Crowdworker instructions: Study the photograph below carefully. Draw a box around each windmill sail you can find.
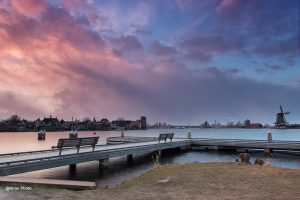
[275,105,290,127]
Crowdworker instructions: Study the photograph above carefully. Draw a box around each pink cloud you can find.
[216,0,239,10]
[0,5,149,120]
[63,0,93,11]
[12,0,46,17]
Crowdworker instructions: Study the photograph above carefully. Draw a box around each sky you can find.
[0,0,299,125]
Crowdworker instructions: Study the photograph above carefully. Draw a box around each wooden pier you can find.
[191,138,300,152]
[1,136,300,176]
[108,136,300,152]
[0,138,190,176]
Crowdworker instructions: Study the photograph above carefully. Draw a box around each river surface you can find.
[1,128,300,187]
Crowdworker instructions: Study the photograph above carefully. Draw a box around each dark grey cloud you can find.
[266,64,285,72]
[52,57,300,124]
[177,0,299,68]
[214,0,299,59]
[0,91,43,119]
[255,64,286,74]
[108,35,145,62]
[178,34,246,63]
[148,41,177,57]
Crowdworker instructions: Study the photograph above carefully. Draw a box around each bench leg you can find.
[93,145,95,151]
[77,146,80,154]
[164,139,167,143]
[59,148,62,156]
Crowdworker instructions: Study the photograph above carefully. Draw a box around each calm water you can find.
[1,128,300,187]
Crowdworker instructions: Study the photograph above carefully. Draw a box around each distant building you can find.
[99,118,111,130]
[201,121,210,128]
[129,120,141,130]
[140,116,147,130]
[40,116,60,131]
[111,119,131,130]
[244,119,251,128]
[0,115,146,132]
[249,123,263,129]
[35,118,41,130]
[0,121,8,132]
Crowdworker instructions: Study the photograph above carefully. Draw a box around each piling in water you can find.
[69,130,78,139]
[38,130,46,140]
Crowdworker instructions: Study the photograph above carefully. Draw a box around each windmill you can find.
[275,105,290,127]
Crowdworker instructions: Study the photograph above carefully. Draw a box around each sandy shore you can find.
[1,162,300,200]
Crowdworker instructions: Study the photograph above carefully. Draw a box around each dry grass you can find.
[2,162,300,200]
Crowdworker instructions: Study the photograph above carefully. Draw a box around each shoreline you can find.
[0,127,275,133]
[1,162,300,200]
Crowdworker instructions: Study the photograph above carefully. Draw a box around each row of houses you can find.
[199,119,264,129]
[0,115,147,132]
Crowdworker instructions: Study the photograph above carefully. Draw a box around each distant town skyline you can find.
[0,0,299,125]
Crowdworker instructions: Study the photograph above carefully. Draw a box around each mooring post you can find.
[38,130,46,140]
[268,131,272,142]
[69,130,78,139]
[187,131,192,150]
[265,131,273,157]
[187,131,192,140]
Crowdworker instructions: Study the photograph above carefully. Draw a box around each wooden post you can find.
[264,148,273,157]
[38,130,46,140]
[127,154,133,161]
[98,160,104,170]
[69,164,76,174]
[99,159,109,170]
[59,147,62,156]
[187,131,192,139]
[268,131,272,142]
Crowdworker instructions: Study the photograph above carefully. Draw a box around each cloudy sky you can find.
[0,0,299,124]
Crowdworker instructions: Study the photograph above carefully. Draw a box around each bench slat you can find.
[158,133,174,143]
[53,137,99,155]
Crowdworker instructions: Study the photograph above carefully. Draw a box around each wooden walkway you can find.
[0,139,190,176]
[192,138,300,151]
[1,136,300,176]
[107,136,300,151]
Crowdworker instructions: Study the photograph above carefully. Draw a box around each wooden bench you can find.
[158,133,174,143]
[52,137,99,155]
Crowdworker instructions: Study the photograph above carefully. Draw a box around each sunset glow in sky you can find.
[0,0,299,124]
